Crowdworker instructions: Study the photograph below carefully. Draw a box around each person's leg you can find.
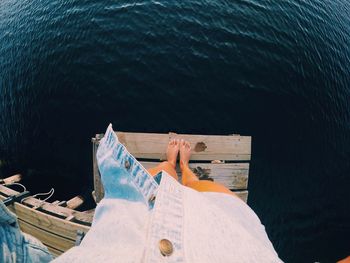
[338,256,350,263]
[147,139,179,181]
[182,165,235,196]
[148,161,178,180]
[180,139,237,197]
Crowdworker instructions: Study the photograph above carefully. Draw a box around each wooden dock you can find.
[92,131,251,203]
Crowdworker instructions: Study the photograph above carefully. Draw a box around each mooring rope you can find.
[20,188,55,206]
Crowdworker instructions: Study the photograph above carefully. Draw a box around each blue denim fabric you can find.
[0,199,53,263]
[53,124,186,262]
[96,124,159,206]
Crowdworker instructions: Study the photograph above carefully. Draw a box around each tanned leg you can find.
[147,139,179,180]
[179,139,198,186]
[179,139,238,197]
[338,256,350,263]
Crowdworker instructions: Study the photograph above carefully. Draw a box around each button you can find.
[159,239,173,257]
[124,160,131,169]
[148,194,156,203]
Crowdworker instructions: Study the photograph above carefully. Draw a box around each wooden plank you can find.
[106,132,251,161]
[66,196,84,210]
[189,163,248,190]
[0,185,93,225]
[0,174,22,184]
[0,198,90,240]
[139,161,161,170]
[17,207,89,241]
[18,220,75,252]
[234,190,248,203]
[83,209,96,216]
[143,162,249,202]
[91,191,97,204]
[141,161,249,190]
[168,133,251,161]
[92,160,249,203]
[46,245,63,258]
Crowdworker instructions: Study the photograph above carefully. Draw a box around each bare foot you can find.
[180,139,191,170]
[166,139,180,168]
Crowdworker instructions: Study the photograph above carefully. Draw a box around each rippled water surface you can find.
[0,0,349,262]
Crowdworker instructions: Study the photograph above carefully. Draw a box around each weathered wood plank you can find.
[0,174,22,184]
[18,220,75,252]
[234,190,248,203]
[0,185,93,225]
[169,133,251,161]
[104,132,251,161]
[91,191,97,204]
[46,245,63,258]
[92,160,249,203]
[66,196,84,210]
[189,163,249,190]
[141,162,249,190]
[0,196,90,241]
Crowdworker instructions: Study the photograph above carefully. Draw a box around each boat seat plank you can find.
[95,132,251,161]
[140,162,249,190]
[0,185,93,225]
[46,245,63,258]
[234,190,248,203]
[66,196,84,210]
[18,220,75,252]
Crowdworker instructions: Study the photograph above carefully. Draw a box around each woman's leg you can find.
[147,161,178,180]
[182,165,235,196]
[147,139,179,181]
[338,256,350,263]
[180,139,237,197]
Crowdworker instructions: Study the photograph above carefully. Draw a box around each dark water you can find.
[1,0,349,261]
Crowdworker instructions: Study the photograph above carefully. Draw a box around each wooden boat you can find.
[0,131,251,258]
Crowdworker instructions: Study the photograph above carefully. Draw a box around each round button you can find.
[124,160,131,169]
[159,239,173,257]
